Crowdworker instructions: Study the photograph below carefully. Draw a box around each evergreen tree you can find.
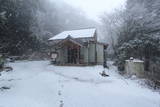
[115,0,160,80]
[0,0,42,55]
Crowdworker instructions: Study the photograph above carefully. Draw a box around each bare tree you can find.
[101,9,124,56]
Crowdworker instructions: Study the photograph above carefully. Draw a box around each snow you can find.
[49,28,96,40]
[0,61,160,107]
[126,59,144,63]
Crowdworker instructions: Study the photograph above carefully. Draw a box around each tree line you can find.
[102,0,160,81]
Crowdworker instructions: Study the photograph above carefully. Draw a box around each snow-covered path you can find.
[0,61,160,107]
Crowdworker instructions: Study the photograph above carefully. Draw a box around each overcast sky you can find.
[61,0,126,21]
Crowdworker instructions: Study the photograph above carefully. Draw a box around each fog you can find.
[33,0,99,40]
[33,0,126,42]
[50,0,126,21]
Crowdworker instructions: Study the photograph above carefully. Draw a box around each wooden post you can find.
[95,43,97,64]
[77,46,80,64]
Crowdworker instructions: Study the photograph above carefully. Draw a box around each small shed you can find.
[125,59,144,77]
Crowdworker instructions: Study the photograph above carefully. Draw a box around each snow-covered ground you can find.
[0,61,160,107]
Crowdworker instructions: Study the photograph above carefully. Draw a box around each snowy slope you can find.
[49,28,96,40]
[0,61,160,107]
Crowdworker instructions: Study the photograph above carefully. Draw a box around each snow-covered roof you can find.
[49,28,96,40]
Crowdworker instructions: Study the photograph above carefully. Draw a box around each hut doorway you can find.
[57,38,82,64]
[67,46,80,64]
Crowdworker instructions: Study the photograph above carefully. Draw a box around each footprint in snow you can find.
[59,100,64,107]
[58,90,61,96]
[61,85,64,88]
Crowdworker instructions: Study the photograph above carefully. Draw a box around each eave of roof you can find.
[49,28,96,40]
[56,36,83,47]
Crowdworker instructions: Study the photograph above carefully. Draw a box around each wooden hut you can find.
[48,28,108,65]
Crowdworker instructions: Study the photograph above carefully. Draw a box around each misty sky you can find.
[52,0,126,21]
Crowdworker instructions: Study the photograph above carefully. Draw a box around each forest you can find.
[0,0,160,83]
[0,0,96,56]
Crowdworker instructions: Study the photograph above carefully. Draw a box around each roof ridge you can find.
[65,27,96,31]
